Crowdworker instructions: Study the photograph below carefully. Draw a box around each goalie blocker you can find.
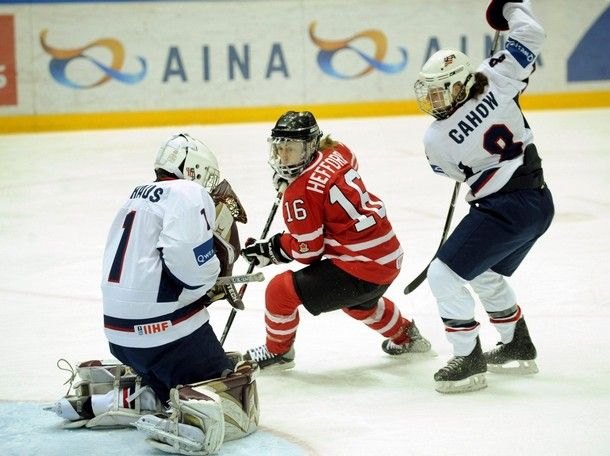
[49,358,260,455]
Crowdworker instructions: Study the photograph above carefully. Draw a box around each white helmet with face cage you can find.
[154,133,220,191]
[414,49,475,120]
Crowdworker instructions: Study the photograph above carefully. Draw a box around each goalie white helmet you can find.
[414,49,475,120]
[155,133,220,191]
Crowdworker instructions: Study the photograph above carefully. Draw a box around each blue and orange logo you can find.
[309,22,407,79]
[39,30,147,89]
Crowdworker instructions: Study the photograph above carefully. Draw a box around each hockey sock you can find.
[487,304,522,344]
[343,297,408,343]
[441,317,481,356]
[264,271,301,354]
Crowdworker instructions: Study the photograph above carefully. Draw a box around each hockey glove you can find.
[272,172,289,192]
[241,234,292,267]
[486,0,522,31]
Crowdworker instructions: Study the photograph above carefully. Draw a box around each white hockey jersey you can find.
[101,179,220,348]
[423,0,545,202]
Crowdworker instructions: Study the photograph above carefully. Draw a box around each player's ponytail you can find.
[319,135,340,151]
[468,72,490,101]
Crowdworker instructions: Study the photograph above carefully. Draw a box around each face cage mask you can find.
[268,137,314,180]
[414,75,471,121]
[414,80,455,120]
[200,167,220,191]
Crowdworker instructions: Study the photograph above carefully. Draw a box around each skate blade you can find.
[435,373,487,394]
[383,340,433,356]
[487,359,538,375]
[260,360,295,373]
[407,339,433,353]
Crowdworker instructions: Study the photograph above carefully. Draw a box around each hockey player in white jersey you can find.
[101,133,231,403]
[50,133,260,455]
[414,0,554,393]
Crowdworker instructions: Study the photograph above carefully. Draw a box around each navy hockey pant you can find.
[437,186,554,281]
[109,321,233,404]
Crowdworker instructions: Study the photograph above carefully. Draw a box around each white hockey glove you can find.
[241,234,292,267]
[272,172,289,192]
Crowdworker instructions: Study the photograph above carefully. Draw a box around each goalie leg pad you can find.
[138,415,206,455]
[136,388,225,456]
[135,360,260,455]
[49,359,127,427]
[184,360,260,442]
[49,359,163,429]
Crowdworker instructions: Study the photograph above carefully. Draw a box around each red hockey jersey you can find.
[278,143,403,285]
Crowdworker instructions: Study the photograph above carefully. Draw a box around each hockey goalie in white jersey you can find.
[50,134,260,455]
[414,0,554,393]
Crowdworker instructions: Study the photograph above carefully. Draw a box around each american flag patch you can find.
[443,54,456,68]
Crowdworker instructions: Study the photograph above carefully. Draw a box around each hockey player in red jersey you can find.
[241,111,431,369]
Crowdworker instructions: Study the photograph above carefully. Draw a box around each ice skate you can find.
[434,337,487,393]
[225,350,244,366]
[484,318,538,374]
[382,320,432,355]
[50,396,93,421]
[46,396,94,428]
[244,344,295,371]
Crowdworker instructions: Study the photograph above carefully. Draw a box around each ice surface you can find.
[1,109,609,455]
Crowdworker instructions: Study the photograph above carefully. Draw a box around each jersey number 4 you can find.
[330,169,386,232]
[108,210,136,283]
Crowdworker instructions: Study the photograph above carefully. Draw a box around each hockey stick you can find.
[215,272,265,285]
[403,181,460,294]
[403,30,501,295]
[219,182,288,346]
[215,272,266,312]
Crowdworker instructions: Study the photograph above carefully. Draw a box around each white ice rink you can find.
[1,109,609,455]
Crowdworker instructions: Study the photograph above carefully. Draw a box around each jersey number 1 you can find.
[108,211,136,283]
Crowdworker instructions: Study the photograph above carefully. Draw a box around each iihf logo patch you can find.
[135,321,171,335]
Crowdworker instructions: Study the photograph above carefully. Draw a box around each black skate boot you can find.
[434,337,487,393]
[484,318,538,374]
[382,320,431,355]
[244,344,295,371]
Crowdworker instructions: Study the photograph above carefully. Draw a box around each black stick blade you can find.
[403,266,429,295]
